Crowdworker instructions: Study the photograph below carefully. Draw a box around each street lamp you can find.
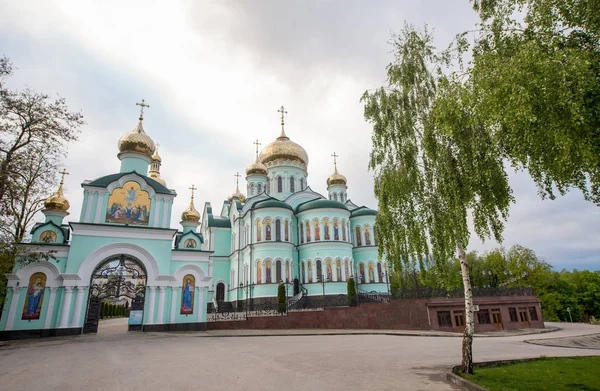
[566,307,573,323]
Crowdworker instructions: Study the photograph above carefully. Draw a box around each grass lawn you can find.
[463,356,600,391]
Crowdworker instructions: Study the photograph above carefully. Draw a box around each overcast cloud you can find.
[0,0,598,270]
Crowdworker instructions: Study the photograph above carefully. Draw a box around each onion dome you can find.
[259,106,308,167]
[151,147,162,163]
[45,171,70,212]
[246,159,267,176]
[118,116,156,158]
[327,167,347,186]
[181,196,200,223]
[228,184,247,203]
[149,171,167,186]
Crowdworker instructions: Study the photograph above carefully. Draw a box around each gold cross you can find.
[253,139,261,159]
[59,168,69,185]
[331,152,338,169]
[189,184,197,200]
[136,99,150,120]
[234,172,241,187]
[277,105,288,125]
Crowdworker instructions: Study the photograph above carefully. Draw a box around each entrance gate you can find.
[83,255,147,334]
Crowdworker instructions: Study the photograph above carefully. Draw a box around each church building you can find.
[0,103,387,339]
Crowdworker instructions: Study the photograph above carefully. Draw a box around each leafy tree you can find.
[466,0,600,204]
[362,25,513,374]
[277,283,286,313]
[347,278,357,306]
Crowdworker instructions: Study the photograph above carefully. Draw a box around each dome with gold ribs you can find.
[151,147,162,163]
[259,130,308,167]
[181,199,200,223]
[149,172,166,186]
[327,166,347,186]
[118,118,156,158]
[228,185,247,203]
[45,178,70,212]
[246,159,267,176]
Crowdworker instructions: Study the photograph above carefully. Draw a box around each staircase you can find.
[287,285,308,310]
[358,290,390,304]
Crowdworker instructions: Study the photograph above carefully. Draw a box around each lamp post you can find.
[566,307,573,323]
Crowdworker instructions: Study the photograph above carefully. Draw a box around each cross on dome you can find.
[234,172,241,188]
[59,168,69,184]
[253,139,262,160]
[189,184,197,200]
[277,105,288,137]
[136,99,150,120]
[331,152,339,170]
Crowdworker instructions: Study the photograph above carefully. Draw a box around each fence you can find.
[391,286,534,299]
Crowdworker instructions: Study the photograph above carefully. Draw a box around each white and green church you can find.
[0,105,387,339]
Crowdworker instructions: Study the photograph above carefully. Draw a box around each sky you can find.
[0,0,598,271]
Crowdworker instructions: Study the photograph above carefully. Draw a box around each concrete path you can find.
[0,322,597,391]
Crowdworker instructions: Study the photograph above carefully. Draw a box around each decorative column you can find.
[43,287,59,329]
[59,286,75,328]
[5,287,22,330]
[71,286,87,328]
[156,287,166,324]
[145,286,157,325]
[170,286,178,323]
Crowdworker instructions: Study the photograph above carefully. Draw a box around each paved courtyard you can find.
[0,322,598,391]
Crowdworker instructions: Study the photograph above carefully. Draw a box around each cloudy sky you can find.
[1,1,598,270]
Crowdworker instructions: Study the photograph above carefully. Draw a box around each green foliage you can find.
[347,278,357,306]
[277,283,286,313]
[466,0,600,204]
[465,356,600,391]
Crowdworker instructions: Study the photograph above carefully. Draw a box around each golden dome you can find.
[259,130,308,167]
[327,166,347,186]
[228,184,246,203]
[151,147,162,163]
[45,177,70,212]
[246,160,267,176]
[181,198,200,223]
[149,171,166,186]
[118,118,156,158]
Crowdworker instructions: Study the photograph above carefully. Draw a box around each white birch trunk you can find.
[457,240,474,374]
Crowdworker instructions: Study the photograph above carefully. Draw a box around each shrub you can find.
[277,283,287,313]
[347,278,357,306]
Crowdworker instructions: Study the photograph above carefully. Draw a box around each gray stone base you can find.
[0,327,82,341]
[142,322,207,332]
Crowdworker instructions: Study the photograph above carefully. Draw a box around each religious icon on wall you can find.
[22,272,46,320]
[326,260,333,280]
[284,221,289,242]
[266,260,272,283]
[368,264,375,283]
[355,227,362,246]
[301,262,306,283]
[257,221,262,241]
[257,262,262,284]
[105,181,151,226]
[333,219,339,240]
[180,274,195,315]
[324,219,330,240]
[308,261,313,283]
[39,230,57,243]
[342,222,346,241]
[336,260,342,281]
[184,239,196,248]
[359,263,365,283]
[314,221,320,241]
[265,219,272,241]
[345,260,349,281]
[306,221,311,242]
[285,261,290,282]
[365,226,371,245]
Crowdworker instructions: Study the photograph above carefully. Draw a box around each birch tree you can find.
[361,25,513,374]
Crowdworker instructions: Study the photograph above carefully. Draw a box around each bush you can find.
[347,278,357,306]
[277,283,287,313]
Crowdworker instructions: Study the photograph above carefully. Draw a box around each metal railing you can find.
[391,286,534,299]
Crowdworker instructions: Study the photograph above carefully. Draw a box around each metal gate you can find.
[83,255,147,333]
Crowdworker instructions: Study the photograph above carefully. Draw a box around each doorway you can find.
[454,310,465,333]
[491,309,503,330]
[216,283,225,302]
[518,307,530,328]
[83,255,147,334]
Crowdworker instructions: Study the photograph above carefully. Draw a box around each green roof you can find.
[85,171,172,195]
[253,199,294,211]
[208,216,231,228]
[351,207,377,217]
[296,199,349,213]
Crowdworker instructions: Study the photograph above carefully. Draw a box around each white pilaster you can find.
[162,199,169,228]
[196,287,203,323]
[93,192,105,223]
[84,193,93,222]
[71,286,87,328]
[5,287,21,330]
[170,286,178,323]
[156,287,166,324]
[146,286,156,325]
[44,287,59,329]
[59,286,75,328]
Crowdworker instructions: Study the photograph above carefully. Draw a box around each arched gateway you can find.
[83,255,147,333]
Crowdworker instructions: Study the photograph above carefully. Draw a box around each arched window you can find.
[359,263,365,283]
[290,176,295,193]
[257,261,262,284]
[300,222,304,244]
[333,193,338,201]
[368,263,375,283]
[301,261,306,283]
[326,259,332,280]
[216,282,225,302]
[306,221,311,242]
[277,176,283,193]
[276,260,282,283]
[308,261,313,282]
[285,261,290,282]
[284,220,289,241]
[275,219,281,241]
[257,220,262,241]
[314,220,320,241]
[344,260,349,281]
[257,183,262,194]
[336,259,342,281]
[300,178,304,190]
[341,219,346,241]
[249,183,255,195]
[340,193,345,202]
[355,226,362,246]
[333,219,339,240]
[373,226,377,245]
[265,219,272,240]
[316,260,323,282]
[266,260,272,283]
[323,219,330,240]
[377,262,383,282]
[365,226,371,245]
